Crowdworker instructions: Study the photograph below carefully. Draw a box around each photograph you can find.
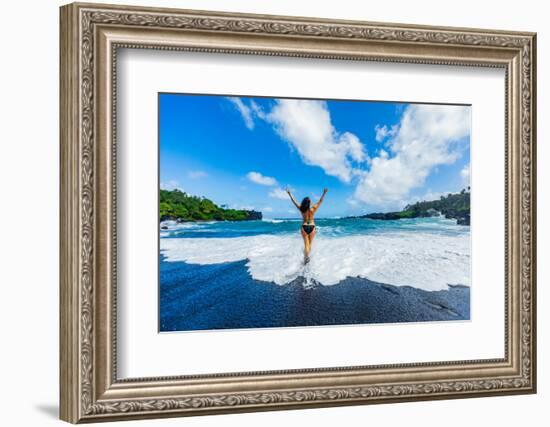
[158,93,472,332]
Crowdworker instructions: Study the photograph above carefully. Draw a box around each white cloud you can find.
[375,124,398,142]
[228,203,255,211]
[250,100,267,120]
[269,187,288,200]
[226,97,254,129]
[461,164,470,187]
[355,104,470,208]
[160,180,182,191]
[346,197,359,207]
[262,206,274,212]
[421,191,448,202]
[246,171,277,186]
[238,205,255,211]
[228,99,468,210]
[339,132,368,163]
[405,190,448,207]
[188,170,207,179]
[265,99,367,183]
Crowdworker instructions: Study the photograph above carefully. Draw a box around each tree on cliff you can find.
[160,189,262,222]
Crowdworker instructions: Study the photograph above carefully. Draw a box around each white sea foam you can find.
[160,232,470,291]
[262,218,301,223]
[160,220,198,230]
[160,221,201,238]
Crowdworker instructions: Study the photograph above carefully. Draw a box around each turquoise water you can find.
[161,216,468,239]
[160,216,470,291]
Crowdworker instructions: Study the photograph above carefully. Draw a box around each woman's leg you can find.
[301,228,310,260]
[307,227,317,256]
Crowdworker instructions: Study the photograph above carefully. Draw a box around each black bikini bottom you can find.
[302,224,315,235]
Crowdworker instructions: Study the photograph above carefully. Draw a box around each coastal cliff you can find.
[353,189,470,225]
[160,189,262,222]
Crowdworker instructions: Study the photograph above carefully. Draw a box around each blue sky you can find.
[160,93,470,218]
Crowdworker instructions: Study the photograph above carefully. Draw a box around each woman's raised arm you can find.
[313,188,328,212]
[286,189,300,210]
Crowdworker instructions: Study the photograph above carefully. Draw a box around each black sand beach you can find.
[159,256,470,332]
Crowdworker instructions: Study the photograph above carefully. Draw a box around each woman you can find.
[286,188,328,262]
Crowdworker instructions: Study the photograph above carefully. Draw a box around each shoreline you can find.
[160,257,470,332]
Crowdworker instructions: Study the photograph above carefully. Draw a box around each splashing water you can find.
[160,217,470,291]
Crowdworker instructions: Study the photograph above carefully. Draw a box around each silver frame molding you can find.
[60,2,537,423]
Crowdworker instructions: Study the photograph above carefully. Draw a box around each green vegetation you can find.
[360,188,470,225]
[402,188,470,221]
[160,189,262,222]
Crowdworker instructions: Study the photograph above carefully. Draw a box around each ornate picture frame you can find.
[60,2,536,423]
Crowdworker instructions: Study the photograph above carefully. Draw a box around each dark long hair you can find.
[299,197,311,213]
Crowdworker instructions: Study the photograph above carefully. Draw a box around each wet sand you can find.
[159,257,470,332]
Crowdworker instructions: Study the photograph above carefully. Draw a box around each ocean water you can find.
[160,216,470,291]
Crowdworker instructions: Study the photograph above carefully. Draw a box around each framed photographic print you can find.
[60,2,537,423]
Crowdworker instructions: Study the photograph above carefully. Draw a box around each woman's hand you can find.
[323,188,328,194]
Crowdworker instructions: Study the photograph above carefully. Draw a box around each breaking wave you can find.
[160,230,470,291]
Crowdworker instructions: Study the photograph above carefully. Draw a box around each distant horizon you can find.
[160,186,470,218]
[160,93,471,218]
